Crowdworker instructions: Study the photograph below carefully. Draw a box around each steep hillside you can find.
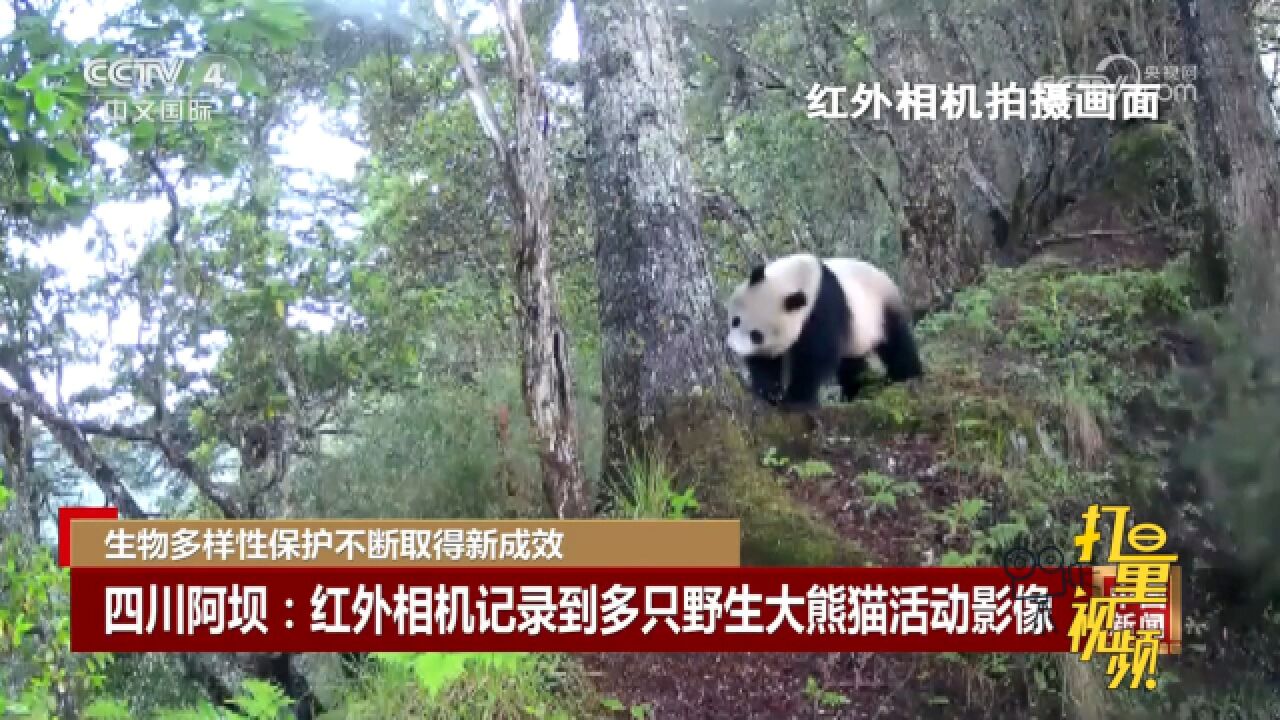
[585,255,1280,719]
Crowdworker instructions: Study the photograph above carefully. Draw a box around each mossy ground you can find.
[585,255,1280,719]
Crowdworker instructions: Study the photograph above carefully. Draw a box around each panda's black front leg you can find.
[781,349,836,411]
[781,375,823,411]
[745,355,785,405]
[837,356,869,402]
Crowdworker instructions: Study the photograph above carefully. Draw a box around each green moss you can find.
[732,470,865,566]
[1106,121,1193,203]
[655,398,869,567]
[748,409,822,458]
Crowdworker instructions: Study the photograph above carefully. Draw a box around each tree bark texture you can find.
[855,2,1052,311]
[580,0,733,492]
[499,0,591,520]
[437,0,591,518]
[511,113,592,520]
[1178,0,1280,348]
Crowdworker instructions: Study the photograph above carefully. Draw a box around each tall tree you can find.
[435,0,591,518]
[1178,0,1280,346]
[580,0,733,498]
[1174,0,1280,610]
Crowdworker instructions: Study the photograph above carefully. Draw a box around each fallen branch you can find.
[1030,222,1161,247]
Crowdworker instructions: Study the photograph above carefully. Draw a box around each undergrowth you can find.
[10,260,1280,719]
[325,652,593,719]
[903,262,1199,714]
[743,258,1280,717]
[609,447,700,520]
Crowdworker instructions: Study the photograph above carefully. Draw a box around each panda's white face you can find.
[726,293,789,357]
[725,261,815,358]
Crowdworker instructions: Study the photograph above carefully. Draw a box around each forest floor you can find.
[581,428,987,718]
[579,244,1280,719]
[582,429,1019,719]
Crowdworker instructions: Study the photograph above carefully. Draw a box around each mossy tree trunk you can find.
[1177,0,1280,347]
[1172,0,1280,611]
[580,0,735,498]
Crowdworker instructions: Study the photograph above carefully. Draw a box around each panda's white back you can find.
[822,258,901,358]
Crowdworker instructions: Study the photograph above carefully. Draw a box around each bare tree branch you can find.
[433,0,510,158]
[0,383,148,519]
[1031,222,1161,247]
[0,382,241,519]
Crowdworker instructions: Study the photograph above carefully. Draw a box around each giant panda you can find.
[725,253,923,409]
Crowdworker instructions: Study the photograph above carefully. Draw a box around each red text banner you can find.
[71,566,1091,653]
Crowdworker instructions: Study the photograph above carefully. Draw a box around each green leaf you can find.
[33,89,56,115]
[15,63,47,90]
[129,120,157,151]
[791,459,835,478]
[412,653,471,697]
[236,59,269,95]
[600,697,626,712]
[48,181,67,206]
[26,175,47,202]
[228,21,256,43]
[3,93,25,116]
[12,614,33,647]
[940,550,977,567]
[53,139,81,164]
[961,498,987,519]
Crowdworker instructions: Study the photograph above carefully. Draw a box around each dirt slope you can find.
[583,256,1209,719]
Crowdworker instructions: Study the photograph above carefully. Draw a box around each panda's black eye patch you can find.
[750,330,763,345]
[732,316,740,328]
[784,291,807,312]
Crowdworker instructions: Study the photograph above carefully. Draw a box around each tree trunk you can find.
[580,0,733,499]
[504,1,590,520]
[511,122,591,520]
[436,0,591,518]
[856,2,1049,311]
[0,402,35,543]
[1178,0,1280,347]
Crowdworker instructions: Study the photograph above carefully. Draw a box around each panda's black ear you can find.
[748,265,766,286]
[784,291,808,312]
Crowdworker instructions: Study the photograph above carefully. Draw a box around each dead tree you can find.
[434,0,590,518]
